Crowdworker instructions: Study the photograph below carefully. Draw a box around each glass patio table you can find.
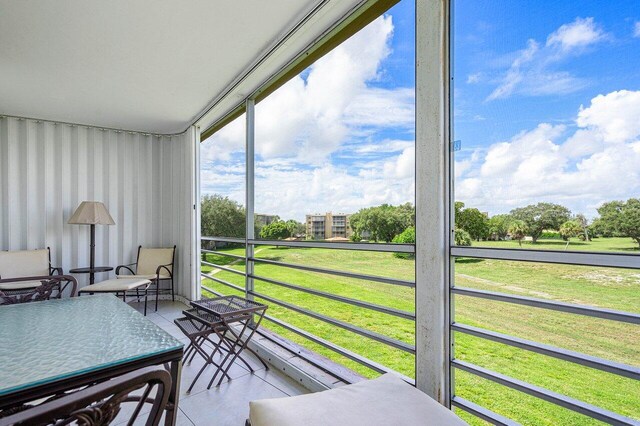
[0,294,183,425]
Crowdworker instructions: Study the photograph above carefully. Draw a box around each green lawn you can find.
[200,237,639,425]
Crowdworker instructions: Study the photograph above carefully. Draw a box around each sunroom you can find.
[1,0,638,425]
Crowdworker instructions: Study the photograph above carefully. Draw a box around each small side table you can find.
[69,266,113,285]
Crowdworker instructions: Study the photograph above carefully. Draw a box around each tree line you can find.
[454,199,640,248]
[200,194,304,242]
[201,194,640,249]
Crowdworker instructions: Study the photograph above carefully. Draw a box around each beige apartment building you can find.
[305,212,352,240]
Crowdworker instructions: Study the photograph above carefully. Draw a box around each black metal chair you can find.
[116,245,176,312]
[0,366,171,426]
[0,275,78,305]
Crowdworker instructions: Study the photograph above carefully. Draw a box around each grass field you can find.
[200,237,639,425]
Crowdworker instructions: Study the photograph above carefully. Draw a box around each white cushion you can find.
[137,248,174,276]
[0,280,43,290]
[0,249,49,279]
[249,374,468,426]
[80,278,150,293]
[116,274,171,280]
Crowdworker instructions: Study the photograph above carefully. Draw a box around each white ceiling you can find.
[0,0,358,134]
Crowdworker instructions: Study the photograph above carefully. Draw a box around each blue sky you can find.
[454,0,640,149]
[453,0,640,217]
[201,0,640,221]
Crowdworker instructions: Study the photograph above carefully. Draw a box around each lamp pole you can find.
[90,224,96,284]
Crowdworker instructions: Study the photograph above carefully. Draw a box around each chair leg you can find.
[155,281,159,312]
[171,277,175,302]
[144,286,148,316]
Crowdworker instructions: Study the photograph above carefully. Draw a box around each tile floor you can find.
[119,300,309,426]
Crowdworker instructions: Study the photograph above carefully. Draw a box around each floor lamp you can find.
[68,201,115,284]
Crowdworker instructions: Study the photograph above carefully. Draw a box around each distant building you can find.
[255,213,279,227]
[305,212,352,240]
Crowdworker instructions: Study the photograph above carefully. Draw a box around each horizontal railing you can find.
[450,246,640,425]
[250,257,414,287]
[248,238,415,253]
[200,236,416,382]
[451,246,640,269]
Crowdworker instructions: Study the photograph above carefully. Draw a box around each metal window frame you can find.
[445,2,640,425]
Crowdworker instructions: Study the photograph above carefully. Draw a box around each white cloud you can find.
[575,90,640,143]
[487,17,606,101]
[457,90,640,217]
[203,15,413,165]
[253,160,414,221]
[349,139,413,155]
[633,21,640,38]
[546,17,606,51]
[344,87,414,129]
[200,15,416,221]
[467,73,481,84]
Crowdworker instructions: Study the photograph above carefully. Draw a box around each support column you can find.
[245,100,255,300]
[192,126,202,301]
[415,0,451,405]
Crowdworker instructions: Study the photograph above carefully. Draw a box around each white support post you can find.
[245,99,255,300]
[415,0,451,404]
[192,125,202,301]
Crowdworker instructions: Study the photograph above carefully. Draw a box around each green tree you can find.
[255,214,280,236]
[201,194,245,239]
[575,213,591,241]
[595,200,625,238]
[396,202,416,228]
[259,220,291,240]
[508,220,528,247]
[510,202,571,243]
[392,226,415,259]
[559,220,583,241]
[488,214,512,240]
[597,199,640,248]
[350,204,413,242]
[454,229,472,246]
[454,201,465,230]
[284,219,305,237]
[458,207,489,241]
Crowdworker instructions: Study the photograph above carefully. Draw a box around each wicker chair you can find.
[116,245,176,311]
[0,366,171,426]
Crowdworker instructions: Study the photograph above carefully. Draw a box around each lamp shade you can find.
[68,201,115,225]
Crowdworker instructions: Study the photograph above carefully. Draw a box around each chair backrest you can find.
[137,247,175,276]
[0,249,50,279]
[0,366,171,426]
[0,275,78,305]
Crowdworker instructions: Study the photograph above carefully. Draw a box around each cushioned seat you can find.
[80,278,151,292]
[80,278,152,315]
[0,249,52,290]
[249,373,468,426]
[116,274,171,280]
[0,280,44,290]
[116,246,176,312]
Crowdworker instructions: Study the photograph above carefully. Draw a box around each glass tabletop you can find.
[0,294,183,397]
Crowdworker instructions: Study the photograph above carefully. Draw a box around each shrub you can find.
[454,229,472,246]
[392,226,415,259]
[540,231,562,239]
